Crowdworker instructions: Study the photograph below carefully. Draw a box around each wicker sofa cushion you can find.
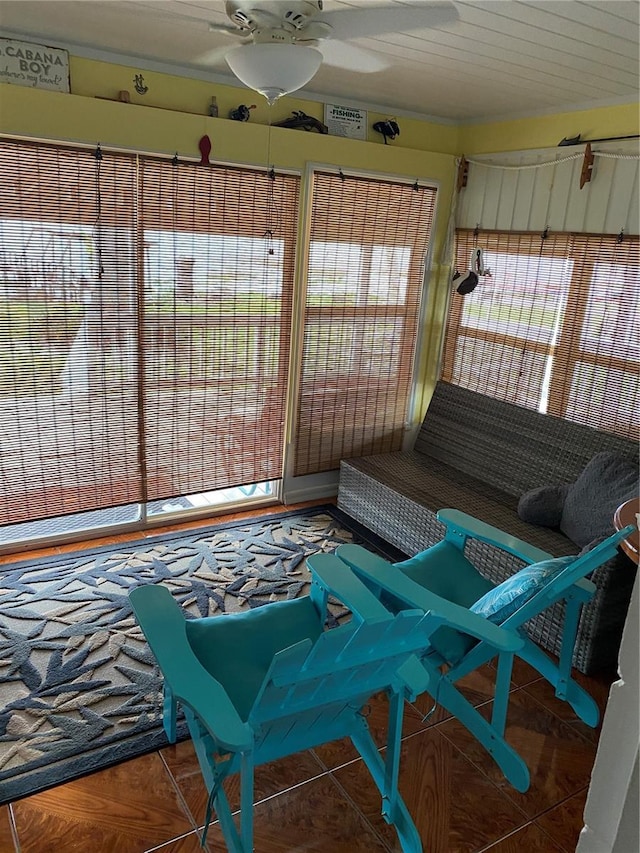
[415,382,637,498]
[346,450,576,558]
[559,452,638,549]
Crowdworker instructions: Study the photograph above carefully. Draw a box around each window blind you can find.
[294,171,437,476]
[0,137,299,528]
[548,234,640,437]
[0,139,140,525]
[139,158,298,501]
[443,228,639,440]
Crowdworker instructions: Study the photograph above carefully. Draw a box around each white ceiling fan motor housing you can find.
[225,1,324,34]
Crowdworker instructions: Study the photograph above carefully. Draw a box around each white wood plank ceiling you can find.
[0,1,638,122]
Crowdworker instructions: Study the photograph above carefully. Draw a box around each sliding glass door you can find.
[0,141,140,536]
[0,139,298,545]
[140,158,298,507]
[1,141,441,545]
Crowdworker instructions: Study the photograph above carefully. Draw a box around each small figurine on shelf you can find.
[274,110,328,133]
[373,119,400,144]
[209,96,219,117]
[229,104,256,122]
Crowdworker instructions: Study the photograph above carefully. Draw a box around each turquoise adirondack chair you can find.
[129,548,523,852]
[336,509,636,793]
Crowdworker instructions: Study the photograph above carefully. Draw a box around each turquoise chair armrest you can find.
[336,545,524,653]
[437,509,555,564]
[307,552,394,623]
[129,585,253,752]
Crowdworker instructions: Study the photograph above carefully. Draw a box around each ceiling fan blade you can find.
[192,45,233,67]
[208,22,248,35]
[316,1,459,41]
[318,40,390,73]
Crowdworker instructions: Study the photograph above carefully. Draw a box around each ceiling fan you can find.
[202,1,460,104]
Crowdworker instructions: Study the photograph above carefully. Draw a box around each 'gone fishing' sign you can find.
[0,38,70,92]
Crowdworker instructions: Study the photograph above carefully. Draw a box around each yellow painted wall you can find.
[68,57,461,155]
[459,102,639,155]
[1,54,637,418]
[0,81,456,173]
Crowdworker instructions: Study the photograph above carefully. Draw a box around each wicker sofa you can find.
[338,381,638,675]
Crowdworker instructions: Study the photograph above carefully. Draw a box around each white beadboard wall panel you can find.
[604,158,639,235]
[458,165,488,231]
[529,160,556,231]
[563,157,593,232]
[477,168,504,231]
[458,145,640,234]
[510,166,538,231]
[493,168,518,231]
[548,158,575,232]
[584,155,617,234]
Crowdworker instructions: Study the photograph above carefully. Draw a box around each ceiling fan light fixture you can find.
[225,43,322,104]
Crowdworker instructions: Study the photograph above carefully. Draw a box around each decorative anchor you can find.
[133,74,149,95]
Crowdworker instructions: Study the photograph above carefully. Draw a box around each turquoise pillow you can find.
[470,556,575,624]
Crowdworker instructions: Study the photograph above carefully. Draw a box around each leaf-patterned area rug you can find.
[0,505,404,804]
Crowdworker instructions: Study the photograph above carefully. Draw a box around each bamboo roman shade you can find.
[443,228,639,440]
[294,171,437,476]
[139,158,298,501]
[0,139,140,525]
[0,137,299,526]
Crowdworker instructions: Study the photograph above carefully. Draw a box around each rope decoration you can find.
[463,149,639,171]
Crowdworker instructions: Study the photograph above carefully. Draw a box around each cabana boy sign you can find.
[0,38,70,92]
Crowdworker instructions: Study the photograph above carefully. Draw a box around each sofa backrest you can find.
[414,382,638,498]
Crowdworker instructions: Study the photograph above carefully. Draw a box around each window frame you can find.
[443,227,639,440]
[290,165,440,477]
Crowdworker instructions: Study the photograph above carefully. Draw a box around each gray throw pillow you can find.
[518,483,571,528]
[560,452,638,549]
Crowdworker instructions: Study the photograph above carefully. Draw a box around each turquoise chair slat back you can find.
[500,523,636,627]
[248,605,441,725]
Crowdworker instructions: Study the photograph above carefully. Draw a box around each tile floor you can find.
[0,501,613,853]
